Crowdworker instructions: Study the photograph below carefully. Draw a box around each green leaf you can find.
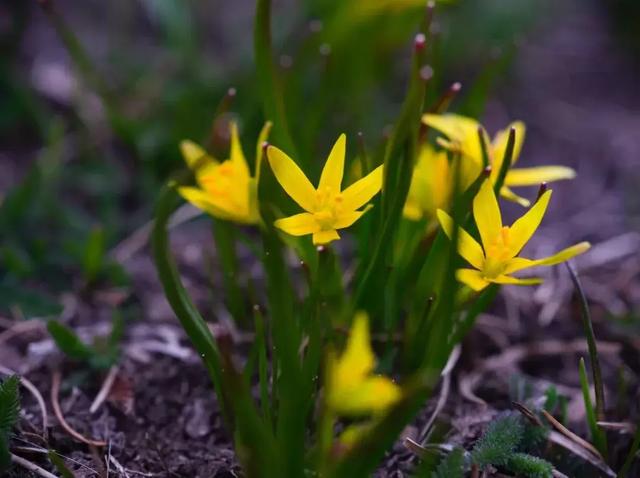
[254,0,296,156]
[0,283,62,318]
[82,226,105,284]
[432,447,465,478]
[506,452,553,478]
[618,422,640,478]
[472,414,524,468]
[579,357,608,457]
[0,433,10,473]
[211,218,244,321]
[0,375,20,434]
[47,321,94,361]
[151,185,229,422]
[48,450,75,478]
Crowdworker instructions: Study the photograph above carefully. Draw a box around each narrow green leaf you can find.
[493,127,515,196]
[566,263,605,421]
[618,423,640,478]
[48,451,75,478]
[253,306,272,428]
[579,357,608,457]
[151,184,231,426]
[47,321,94,361]
[217,335,281,478]
[254,0,296,155]
[82,226,105,284]
[212,218,244,321]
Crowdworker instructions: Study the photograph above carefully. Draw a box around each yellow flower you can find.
[423,113,576,206]
[437,179,590,291]
[325,312,401,416]
[178,121,272,224]
[266,135,383,245]
[403,145,452,221]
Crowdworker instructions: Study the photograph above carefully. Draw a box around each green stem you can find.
[254,0,296,156]
[151,185,231,426]
[253,306,272,428]
[579,357,608,458]
[211,218,244,321]
[566,263,605,421]
[618,423,640,478]
[493,126,515,195]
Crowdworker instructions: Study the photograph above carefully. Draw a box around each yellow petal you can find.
[229,122,250,179]
[507,190,552,257]
[334,208,370,229]
[327,312,401,417]
[504,242,591,274]
[338,423,372,448]
[341,165,383,211]
[492,121,525,169]
[456,269,490,291]
[505,166,576,186]
[473,179,502,250]
[437,210,485,270]
[329,377,401,416]
[500,185,531,207]
[267,145,317,212]
[319,134,346,192]
[339,312,375,379]
[178,186,238,222]
[180,140,218,168]
[274,213,319,236]
[403,201,423,221]
[423,113,486,167]
[422,113,479,144]
[180,140,219,184]
[404,146,452,220]
[490,274,543,286]
[313,229,340,245]
[254,121,273,184]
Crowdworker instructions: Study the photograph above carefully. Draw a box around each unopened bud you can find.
[536,182,548,203]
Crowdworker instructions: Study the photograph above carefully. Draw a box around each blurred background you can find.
[2,0,640,475]
[2,0,639,319]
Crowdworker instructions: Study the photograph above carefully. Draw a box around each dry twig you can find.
[11,453,58,478]
[51,369,107,447]
[542,409,603,460]
[89,365,119,414]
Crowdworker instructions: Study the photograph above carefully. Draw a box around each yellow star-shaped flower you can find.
[403,145,452,221]
[437,179,590,291]
[266,135,383,245]
[178,121,272,224]
[423,113,576,206]
[325,312,401,416]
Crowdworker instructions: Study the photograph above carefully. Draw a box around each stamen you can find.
[501,226,510,246]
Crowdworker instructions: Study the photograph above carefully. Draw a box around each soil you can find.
[3,0,640,477]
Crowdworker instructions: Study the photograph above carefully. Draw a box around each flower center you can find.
[482,226,512,278]
[313,187,345,230]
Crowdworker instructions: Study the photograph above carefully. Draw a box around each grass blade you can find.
[579,357,608,458]
[151,184,230,426]
[566,263,605,421]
